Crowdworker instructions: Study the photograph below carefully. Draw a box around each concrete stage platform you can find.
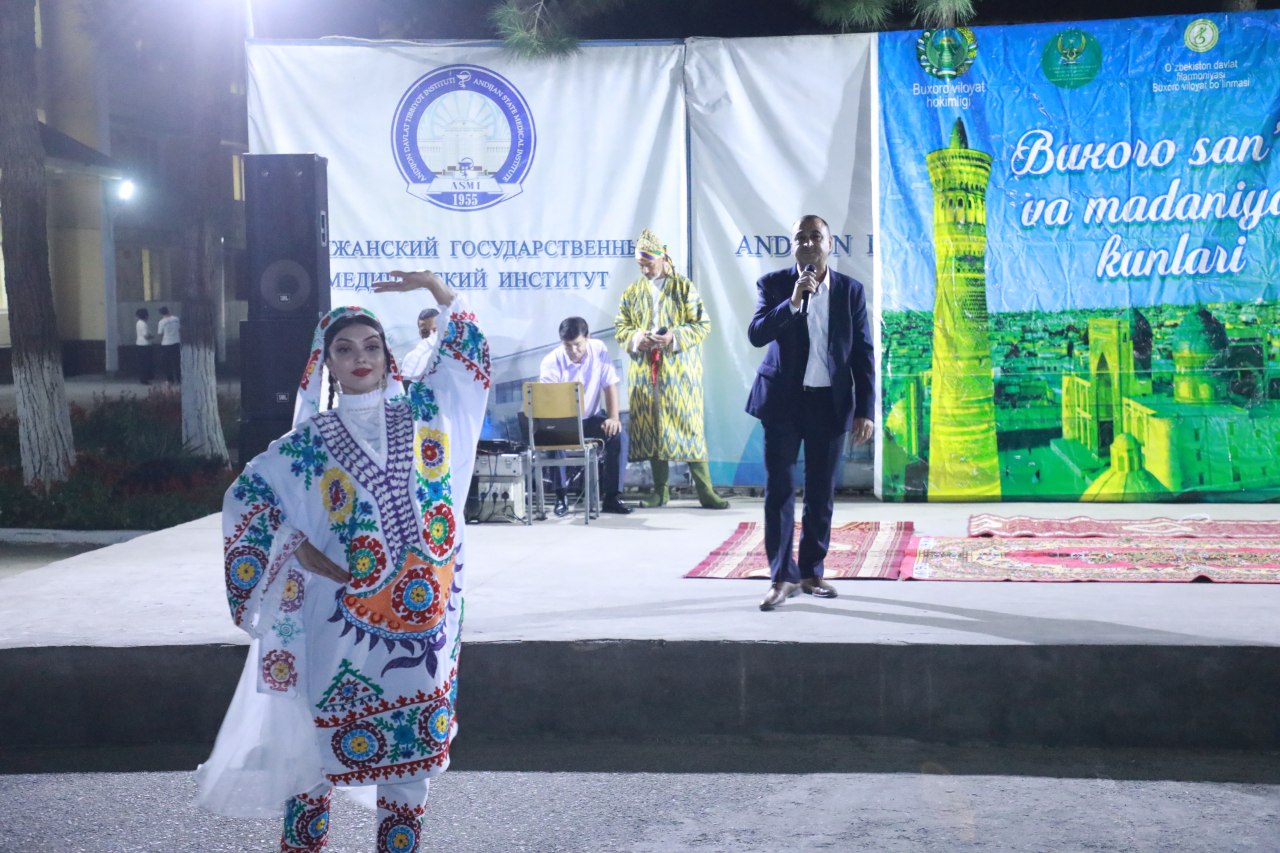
[2,497,1279,773]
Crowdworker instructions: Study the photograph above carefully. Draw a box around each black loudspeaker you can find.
[240,318,318,417]
[238,317,319,463]
[238,414,295,467]
[244,154,331,320]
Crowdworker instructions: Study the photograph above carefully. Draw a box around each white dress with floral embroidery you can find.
[197,303,490,817]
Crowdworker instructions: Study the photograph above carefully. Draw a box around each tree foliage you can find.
[489,0,978,55]
[490,0,631,56]
[802,0,976,31]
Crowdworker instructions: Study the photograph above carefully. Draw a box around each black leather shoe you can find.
[601,495,633,514]
[552,491,569,517]
[800,578,838,598]
[759,581,799,611]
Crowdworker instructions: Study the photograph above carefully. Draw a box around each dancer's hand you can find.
[294,539,351,583]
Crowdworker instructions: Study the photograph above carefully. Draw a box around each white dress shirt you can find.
[158,315,181,345]
[789,266,833,387]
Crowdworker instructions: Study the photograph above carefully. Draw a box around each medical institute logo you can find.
[391,64,536,212]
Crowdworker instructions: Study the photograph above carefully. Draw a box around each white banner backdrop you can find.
[247,39,687,436]
[684,35,877,487]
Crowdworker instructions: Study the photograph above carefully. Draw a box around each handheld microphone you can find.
[799,264,816,315]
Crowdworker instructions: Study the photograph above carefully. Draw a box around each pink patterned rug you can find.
[685,521,914,580]
[967,514,1280,539]
[902,535,1280,583]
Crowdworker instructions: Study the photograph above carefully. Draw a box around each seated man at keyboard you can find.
[537,316,632,515]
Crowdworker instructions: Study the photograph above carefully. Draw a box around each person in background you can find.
[157,306,181,383]
[399,306,440,384]
[134,308,154,385]
[538,316,632,515]
[614,229,728,509]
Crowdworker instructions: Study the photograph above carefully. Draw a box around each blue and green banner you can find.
[878,12,1280,501]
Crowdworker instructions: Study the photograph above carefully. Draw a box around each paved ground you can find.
[2,744,1277,853]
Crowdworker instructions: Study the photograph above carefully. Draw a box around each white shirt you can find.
[789,265,833,388]
[158,315,180,345]
[135,319,151,346]
[538,338,620,418]
[399,335,437,381]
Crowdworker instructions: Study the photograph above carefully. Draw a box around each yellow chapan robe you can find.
[614,271,711,461]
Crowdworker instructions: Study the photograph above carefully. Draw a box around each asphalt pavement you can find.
[1,760,1277,852]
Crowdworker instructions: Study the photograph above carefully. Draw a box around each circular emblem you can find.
[281,568,305,612]
[291,804,329,845]
[391,64,536,211]
[226,546,265,593]
[261,649,298,691]
[347,535,387,590]
[917,28,978,80]
[1041,28,1102,89]
[332,720,388,768]
[1184,18,1219,53]
[391,569,443,624]
[420,704,452,744]
[379,817,420,853]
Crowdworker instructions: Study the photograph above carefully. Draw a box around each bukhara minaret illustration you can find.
[925,118,1002,499]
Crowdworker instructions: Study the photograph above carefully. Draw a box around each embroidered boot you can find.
[376,785,429,853]
[281,786,332,852]
[689,460,729,509]
[642,459,669,507]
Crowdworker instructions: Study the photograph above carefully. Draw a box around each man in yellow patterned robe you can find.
[614,229,728,509]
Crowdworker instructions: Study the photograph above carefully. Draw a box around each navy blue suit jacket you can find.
[744,266,875,431]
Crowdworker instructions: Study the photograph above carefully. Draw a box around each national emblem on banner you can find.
[391,64,536,212]
[916,28,978,79]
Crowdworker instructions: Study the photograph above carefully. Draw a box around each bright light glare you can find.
[117,179,136,201]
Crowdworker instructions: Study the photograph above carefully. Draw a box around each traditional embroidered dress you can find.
[197,301,490,831]
[614,268,711,461]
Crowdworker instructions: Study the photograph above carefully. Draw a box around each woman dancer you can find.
[197,270,489,852]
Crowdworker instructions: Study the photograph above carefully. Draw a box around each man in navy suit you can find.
[746,215,875,611]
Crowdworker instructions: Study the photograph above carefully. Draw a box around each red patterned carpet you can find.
[968,513,1280,539]
[902,535,1280,583]
[685,521,914,580]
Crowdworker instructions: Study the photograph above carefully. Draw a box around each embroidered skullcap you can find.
[636,228,667,261]
[292,306,402,428]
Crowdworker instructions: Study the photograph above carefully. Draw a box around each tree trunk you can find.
[0,0,76,489]
[181,221,229,461]
[178,3,231,464]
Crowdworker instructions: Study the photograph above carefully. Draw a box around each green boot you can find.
[643,459,670,507]
[689,460,729,509]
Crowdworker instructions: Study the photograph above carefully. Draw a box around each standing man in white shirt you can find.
[157,306,181,383]
[135,307,154,385]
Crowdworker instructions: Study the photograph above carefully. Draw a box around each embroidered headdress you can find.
[636,228,667,262]
[292,306,402,428]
